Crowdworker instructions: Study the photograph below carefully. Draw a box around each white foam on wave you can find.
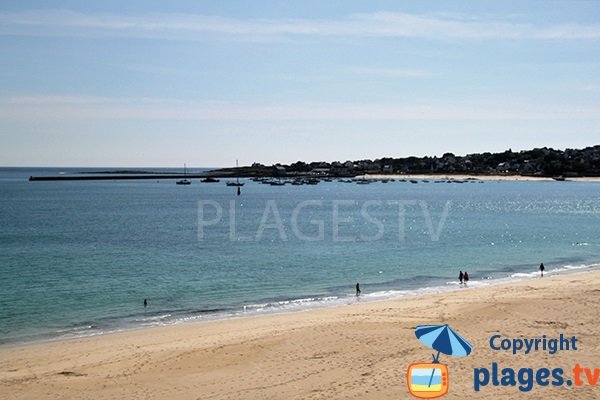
[445,281,461,286]
[562,263,597,270]
[168,296,348,326]
[254,296,339,309]
[133,314,174,327]
[510,262,598,280]
[55,325,109,340]
[511,272,539,278]
[53,324,95,334]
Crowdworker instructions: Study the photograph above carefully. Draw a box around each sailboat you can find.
[176,163,191,185]
[226,159,245,187]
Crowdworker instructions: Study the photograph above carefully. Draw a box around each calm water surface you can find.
[1,168,599,344]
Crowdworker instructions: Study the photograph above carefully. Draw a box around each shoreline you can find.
[3,261,597,349]
[358,173,600,182]
[2,269,599,399]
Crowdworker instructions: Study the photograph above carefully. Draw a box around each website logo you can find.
[407,324,473,399]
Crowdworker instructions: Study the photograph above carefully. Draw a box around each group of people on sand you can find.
[458,271,470,285]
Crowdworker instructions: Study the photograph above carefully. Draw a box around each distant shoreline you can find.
[28,170,600,182]
[357,173,600,182]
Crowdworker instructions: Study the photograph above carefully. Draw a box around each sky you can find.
[1,0,599,167]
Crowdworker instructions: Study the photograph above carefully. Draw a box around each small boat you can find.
[226,160,245,186]
[410,180,418,184]
[552,175,566,181]
[201,177,220,183]
[270,180,285,186]
[176,163,191,185]
[226,181,244,186]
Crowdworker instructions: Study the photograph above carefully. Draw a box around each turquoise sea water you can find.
[1,168,599,345]
[410,368,442,386]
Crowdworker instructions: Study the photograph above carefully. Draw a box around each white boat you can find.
[226,159,245,186]
[176,164,191,185]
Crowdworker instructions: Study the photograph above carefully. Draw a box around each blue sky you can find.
[1,1,599,167]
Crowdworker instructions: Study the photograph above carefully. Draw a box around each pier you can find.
[29,174,211,181]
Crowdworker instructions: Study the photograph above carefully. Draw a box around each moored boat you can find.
[176,163,192,185]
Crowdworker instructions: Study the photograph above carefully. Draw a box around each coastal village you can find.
[224,145,600,179]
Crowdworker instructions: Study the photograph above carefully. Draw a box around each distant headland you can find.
[211,145,600,179]
[28,145,600,181]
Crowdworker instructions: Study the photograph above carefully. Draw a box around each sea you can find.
[1,167,599,345]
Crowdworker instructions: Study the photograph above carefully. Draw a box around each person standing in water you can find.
[144,299,148,308]
[463,272,469,285]
[459,271,464,285]
[356,283,361,296]
[539,263,545,277]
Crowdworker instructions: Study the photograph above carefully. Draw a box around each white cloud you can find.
[348,67,435,78]
[1,10,599,41]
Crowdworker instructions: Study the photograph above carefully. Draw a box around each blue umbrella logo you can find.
[415,324,473,362]
[407,324,473,397]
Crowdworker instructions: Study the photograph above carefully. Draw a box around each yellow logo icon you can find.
[407,362,449,399]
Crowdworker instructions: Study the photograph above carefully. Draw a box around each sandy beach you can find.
[358,173,600,182]
[2,270,599,399]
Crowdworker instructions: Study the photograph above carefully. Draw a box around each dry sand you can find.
[2,270,599,399]
[358,173,600,182]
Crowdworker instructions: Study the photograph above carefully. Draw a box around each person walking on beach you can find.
[459,271,464,285]
[539,263,545,277]
[463,272,469,285]
[356,283,361,296]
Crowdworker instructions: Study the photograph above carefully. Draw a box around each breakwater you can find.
[28,174,209,181]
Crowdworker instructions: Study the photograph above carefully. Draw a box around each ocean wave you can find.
[511,272,539,278]
[243,296,340,311]
[54,324,107,340]
[510,262,597,280]
[134,314,173,323]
